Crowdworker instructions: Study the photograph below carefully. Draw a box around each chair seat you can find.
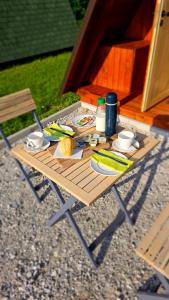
[136,203,169,280]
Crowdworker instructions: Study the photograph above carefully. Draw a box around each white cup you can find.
[27,131,44,149]
[118,130,135,150]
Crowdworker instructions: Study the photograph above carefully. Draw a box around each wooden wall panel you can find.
[131,46,149,92]
[124,0,156,41]
[86,40,149,93]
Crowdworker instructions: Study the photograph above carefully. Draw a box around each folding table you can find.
[11,127,158,267]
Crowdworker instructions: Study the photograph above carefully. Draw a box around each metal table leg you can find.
[48,179,97,268]
[48,197,76,226]
[15,158,42,204]
[138,292,169,300]
[157,273,169,294]
[111,185,133,226]
[0,125,42,204]
[48,180,134,267]
[138,273,169,300]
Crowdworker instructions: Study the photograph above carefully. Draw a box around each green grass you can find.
[0,52,80,136]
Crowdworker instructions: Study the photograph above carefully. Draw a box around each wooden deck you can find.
[119,94,169,131]
[77,84,169,131]
[77,84,141,106]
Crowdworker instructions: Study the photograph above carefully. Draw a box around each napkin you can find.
[91,149,134,173]
[54,144,83,159]
[43,123,75,140]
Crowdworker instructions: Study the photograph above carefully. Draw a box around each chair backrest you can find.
[136,202,169,280]
[0,88,36,124]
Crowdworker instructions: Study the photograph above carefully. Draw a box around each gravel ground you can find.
[0,108,169,300]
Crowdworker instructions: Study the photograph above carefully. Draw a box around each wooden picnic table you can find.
[11,127,158,206]
[10,126,159,267]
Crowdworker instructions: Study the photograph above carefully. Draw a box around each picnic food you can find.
[77,116,94,126]
[99,136,107,144]
[60,137,74,156]
[89,138,97,147]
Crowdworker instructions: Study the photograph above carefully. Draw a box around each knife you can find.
[93,150,128,166]
[49,127,73,137]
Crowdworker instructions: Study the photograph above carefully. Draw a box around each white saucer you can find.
[112,139,139,153]
[24,138,50,153]
[90,151,127,176]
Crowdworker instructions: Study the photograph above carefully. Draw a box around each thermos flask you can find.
[105,92,117,137]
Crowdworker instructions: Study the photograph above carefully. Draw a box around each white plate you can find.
[24,138,50,153]
[90,151,127,176]
[112,139,139,153]
[43,124,73,141]
[72,114,96,128]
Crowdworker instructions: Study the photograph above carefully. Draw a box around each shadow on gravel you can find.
[119,138,169,223]
[93,138,169,265]
[90,210,125,265]
[28,171,52,202]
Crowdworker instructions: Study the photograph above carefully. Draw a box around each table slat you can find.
[37,152,51,162]
[83,175,107,193]
[66,161,90,180]
[61,158,90,177]
[47,160,59,168]
[72,168,93,184]
[78,172,99,188]
[43,156,57,164]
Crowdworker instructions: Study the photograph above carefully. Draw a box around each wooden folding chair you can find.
[136,203,169,299]
[0,88,43,203]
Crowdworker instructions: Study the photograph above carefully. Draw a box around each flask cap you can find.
[106,92,117,105]
[97,97,105,105]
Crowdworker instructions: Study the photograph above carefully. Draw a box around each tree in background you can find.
[69,0,89,21]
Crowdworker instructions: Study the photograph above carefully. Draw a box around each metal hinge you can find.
[160,10,169,26]
[162,10,169,17]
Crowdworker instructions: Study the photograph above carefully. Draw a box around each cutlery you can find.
[49,127,73,137]
[93,150,128,166]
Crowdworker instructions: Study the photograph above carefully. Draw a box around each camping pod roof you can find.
[61,0,156,94]
[0,0,78,63]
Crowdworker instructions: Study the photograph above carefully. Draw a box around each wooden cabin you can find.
[61,0,169,131]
